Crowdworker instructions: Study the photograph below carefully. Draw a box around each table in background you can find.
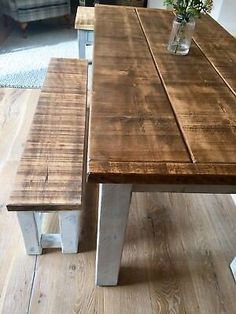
[87,5,236,286]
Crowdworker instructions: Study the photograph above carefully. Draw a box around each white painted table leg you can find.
[17,211,42,255]
[96,184,132,286]
[231,194,236,205]
[230,257,236,282]
[230,196,236,281]
[59,210,81,253]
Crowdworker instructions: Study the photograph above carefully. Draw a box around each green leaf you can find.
[163,0,213,18]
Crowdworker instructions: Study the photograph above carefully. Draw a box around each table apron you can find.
[132,184,236,194]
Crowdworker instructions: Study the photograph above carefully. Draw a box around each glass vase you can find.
[167,15,195,56]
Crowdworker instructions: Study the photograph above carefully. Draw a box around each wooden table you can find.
[87,5,236,286]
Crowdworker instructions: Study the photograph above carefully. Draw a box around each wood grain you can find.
[88,6,236,185]
[137,8,236,164]
[89,6,190,166]
[7,58,87,211]
[2,183,236,313]
[74,6,95,30]
[0,88,39,314]
[193,14,236,94]
[149,192,236,313]
[0,89,236,312]
[28,183,100,314]
[88,160,236,184]
[0,89,39,168]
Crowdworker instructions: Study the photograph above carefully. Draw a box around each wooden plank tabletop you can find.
[88,5,236,185]
[193,14,236,94]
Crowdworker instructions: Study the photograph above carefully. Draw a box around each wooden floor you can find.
[0,88,236,313]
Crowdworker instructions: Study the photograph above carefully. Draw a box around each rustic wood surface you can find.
[0,88,40,313]
[74,6,95,30]
[137,9,236,163]
[88,6,236,185]
[7,58,87,211]
[193,14,236,94]
[1,87,236,312]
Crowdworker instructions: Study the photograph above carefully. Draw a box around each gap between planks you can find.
[192,38,236,98]
[135,8,196,164]
[27,256,38,314]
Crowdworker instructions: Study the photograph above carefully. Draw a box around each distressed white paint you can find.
[59,210,81,253]
[34,212,43,237]
[17,212,42,255]
[78,30,93,61]
[17,210,81,255]
[230,257,236,282]
[96,183,236,286]
[231,195,236,205]
[41,234,61,248]
[96,184,132,286]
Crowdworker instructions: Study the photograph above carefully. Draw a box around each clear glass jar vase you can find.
[167,15,195,55]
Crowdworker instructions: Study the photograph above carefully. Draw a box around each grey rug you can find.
[0,20,78,89]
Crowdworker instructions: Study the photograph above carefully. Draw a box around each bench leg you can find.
[95,184,132,286]
[17,212,42,255]
[59,210,81,253]
[78,30,86,59]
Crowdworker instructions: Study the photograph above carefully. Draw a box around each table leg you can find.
[230,257,236,282]
[95,183,132,286]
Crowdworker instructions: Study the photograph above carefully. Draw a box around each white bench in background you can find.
[75,6,95,61]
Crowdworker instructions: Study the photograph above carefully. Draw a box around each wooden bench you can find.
[75,6,95,60]
[7,58,88,255]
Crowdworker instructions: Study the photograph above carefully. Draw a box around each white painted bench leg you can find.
[78,29,94,61]
[78,30,86,59]
[59,210,81,254]
[96,184,132,286]
[17,211,42,255]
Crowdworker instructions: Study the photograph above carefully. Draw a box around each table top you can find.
[87,5,236,185]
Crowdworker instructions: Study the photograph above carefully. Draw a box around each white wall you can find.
[210,0,224,19]
[147,0,166,9]
[214,0,236,36]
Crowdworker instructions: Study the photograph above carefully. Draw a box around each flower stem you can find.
[173,21,185,54]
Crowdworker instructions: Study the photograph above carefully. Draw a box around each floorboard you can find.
[0,88,39,313]
[0,88,235,313]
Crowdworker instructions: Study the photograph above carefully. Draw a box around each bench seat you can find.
[7,58,88,254]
